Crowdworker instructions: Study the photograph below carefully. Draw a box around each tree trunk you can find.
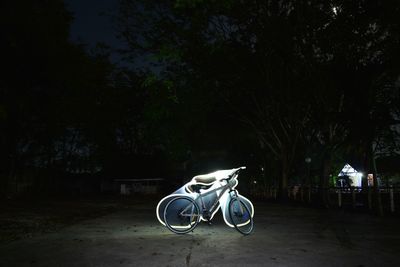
[320,152,332,208]
[4,125,18,198]
[2,153,17,199]
[371,145,383,216]
[280,153,289,201]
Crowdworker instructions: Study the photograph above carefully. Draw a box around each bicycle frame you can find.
[194,176,239,219]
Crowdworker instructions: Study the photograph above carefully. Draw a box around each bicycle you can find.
[158,167,254,235]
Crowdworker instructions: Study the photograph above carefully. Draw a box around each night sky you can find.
[65,0,123,63]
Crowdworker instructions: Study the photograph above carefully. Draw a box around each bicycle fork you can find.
[230,189,244,215]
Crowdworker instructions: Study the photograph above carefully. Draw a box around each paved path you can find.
[1,201,399,266]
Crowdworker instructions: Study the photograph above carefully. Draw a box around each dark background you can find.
[1,0,399,208]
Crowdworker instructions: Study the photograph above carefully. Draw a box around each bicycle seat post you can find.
[197,192,205,211]
[198,193,212,221]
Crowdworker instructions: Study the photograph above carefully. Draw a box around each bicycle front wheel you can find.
[164,196,200,234]
[228,198,254,235]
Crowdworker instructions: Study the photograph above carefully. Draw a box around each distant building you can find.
[114,178,164,195]
[337,164,363,187]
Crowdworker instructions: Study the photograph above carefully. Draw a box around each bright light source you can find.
[332,6,341,16]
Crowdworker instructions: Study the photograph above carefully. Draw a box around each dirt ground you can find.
[1,199,399,267]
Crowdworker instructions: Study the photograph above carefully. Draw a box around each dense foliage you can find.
[1,0,399,206]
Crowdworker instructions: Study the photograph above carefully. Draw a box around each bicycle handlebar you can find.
[224,166,246,181]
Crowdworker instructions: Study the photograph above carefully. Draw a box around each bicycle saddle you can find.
[193,174,217,183]
[187,183,213,193]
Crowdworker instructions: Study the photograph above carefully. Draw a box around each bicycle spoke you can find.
[164,197,200,234]
[229,198,253,235]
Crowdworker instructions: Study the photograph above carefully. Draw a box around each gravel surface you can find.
[1,200,399,266]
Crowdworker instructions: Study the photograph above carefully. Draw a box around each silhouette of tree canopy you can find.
[0,0,180,196]
[1,0,399,202]
[117,0,400,203]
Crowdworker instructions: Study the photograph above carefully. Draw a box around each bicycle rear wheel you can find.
[228,198,253,235]
[164,196,200,234]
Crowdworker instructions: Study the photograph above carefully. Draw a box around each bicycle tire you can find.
[164,196,200,234]
[228,197,254,235]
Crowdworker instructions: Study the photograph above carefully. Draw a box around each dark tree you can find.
[116,0,400,204]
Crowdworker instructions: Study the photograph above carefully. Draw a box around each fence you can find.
[251,185,400,214]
